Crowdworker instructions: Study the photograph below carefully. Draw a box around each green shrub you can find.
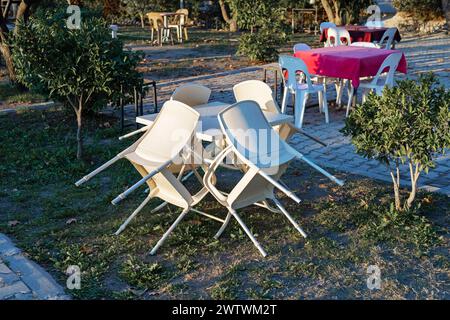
[235,0,289,62]
[342,74,450,211]
[393,0,443,21]
[11,7,143,159]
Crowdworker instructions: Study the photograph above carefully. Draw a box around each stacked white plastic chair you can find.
[279,55,329,128]
[346,52,402,116]
[375,28,397,50]
[203,100,344,256]
[75,100,211,255]
[326,27,351,47]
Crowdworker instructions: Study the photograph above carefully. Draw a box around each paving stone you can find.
[0,281,30,300]
[0,263,12,274]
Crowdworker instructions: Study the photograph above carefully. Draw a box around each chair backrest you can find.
[365,20,384,28]
[327,27,351,46]
[171,84,211,107]
[320,21,336,33]
[378,28,397,50]
[293,43,311,53]
[176,8,189,25]
[279,55,313,92]
[371,52,402,88]
[147,12,163,30]
[218,100,295,169]
[350,42,377,48]
[233,80,280,114]
[135,100,200,162]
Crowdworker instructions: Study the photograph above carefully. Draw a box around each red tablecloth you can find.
[293,46,408,88]
[319,26,401,44]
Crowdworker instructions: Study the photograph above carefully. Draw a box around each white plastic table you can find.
[136,101,294,143]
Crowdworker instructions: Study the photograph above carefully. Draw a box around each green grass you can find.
[0,83,47,105]
[0,109,448,300]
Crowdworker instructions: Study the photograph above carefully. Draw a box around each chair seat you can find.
[126,151,169,169]
[296,83,324,92]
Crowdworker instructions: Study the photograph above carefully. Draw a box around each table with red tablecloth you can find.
[293,46,407,88]
[319,26,402,44]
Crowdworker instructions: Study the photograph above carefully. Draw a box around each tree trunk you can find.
[390,165,402,211]
[442,0,450,33]
[320,0,342,25]
[406,162,421,209]
[0,13,16,83]
[219,0,238,32]
[139,13,145,28]
[75,104,83,160]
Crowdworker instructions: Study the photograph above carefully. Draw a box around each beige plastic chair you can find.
[75,100,211,255]
[170,84,211,107]
[346,52,402,116]
[168,9,189,42]
[203,101,344,256]
[327,27,351,47]
[147,12,164,45]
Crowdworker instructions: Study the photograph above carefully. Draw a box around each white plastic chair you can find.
[327,27,351,47]
[320,22,336,34]
[365,20,384,28]
[293,43,311,53]
[279,55,329,128]
[375,28,397,50]
[350,42,377,48]
[171,84,211,107]
[320,22,336,47]
[203,101,344,256]
[75,100,211,255]
[346,52,402,116]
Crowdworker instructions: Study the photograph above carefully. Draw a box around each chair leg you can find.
[295,91,307,128]
[150,201,168,214]
[346,86,354,117]
[318,90,323,113]
[115,195,153,235]
[322,90,329,123]
[272,198,307,238]
[214,211,232,239]
[150,207,190,255]
[230,209,267,257]
[281,87,289,114]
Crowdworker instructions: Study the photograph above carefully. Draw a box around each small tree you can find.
[218,0,238,32]
[342,74,450,211]
[236,0,289,62]
[121,0,155,28]
[12,7,143,159]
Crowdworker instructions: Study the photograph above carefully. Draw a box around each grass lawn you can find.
[0,83,47,108]
[0,109,448,300]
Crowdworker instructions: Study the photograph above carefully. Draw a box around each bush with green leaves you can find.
[342,74,450,211]
[11,7,143,159]
[235,0,289,62]
[393,0,443,21]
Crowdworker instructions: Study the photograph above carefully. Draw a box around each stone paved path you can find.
[0,233,69,300]
[122,32,450,196]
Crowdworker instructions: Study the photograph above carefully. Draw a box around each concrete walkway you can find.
[0,234,69,300]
